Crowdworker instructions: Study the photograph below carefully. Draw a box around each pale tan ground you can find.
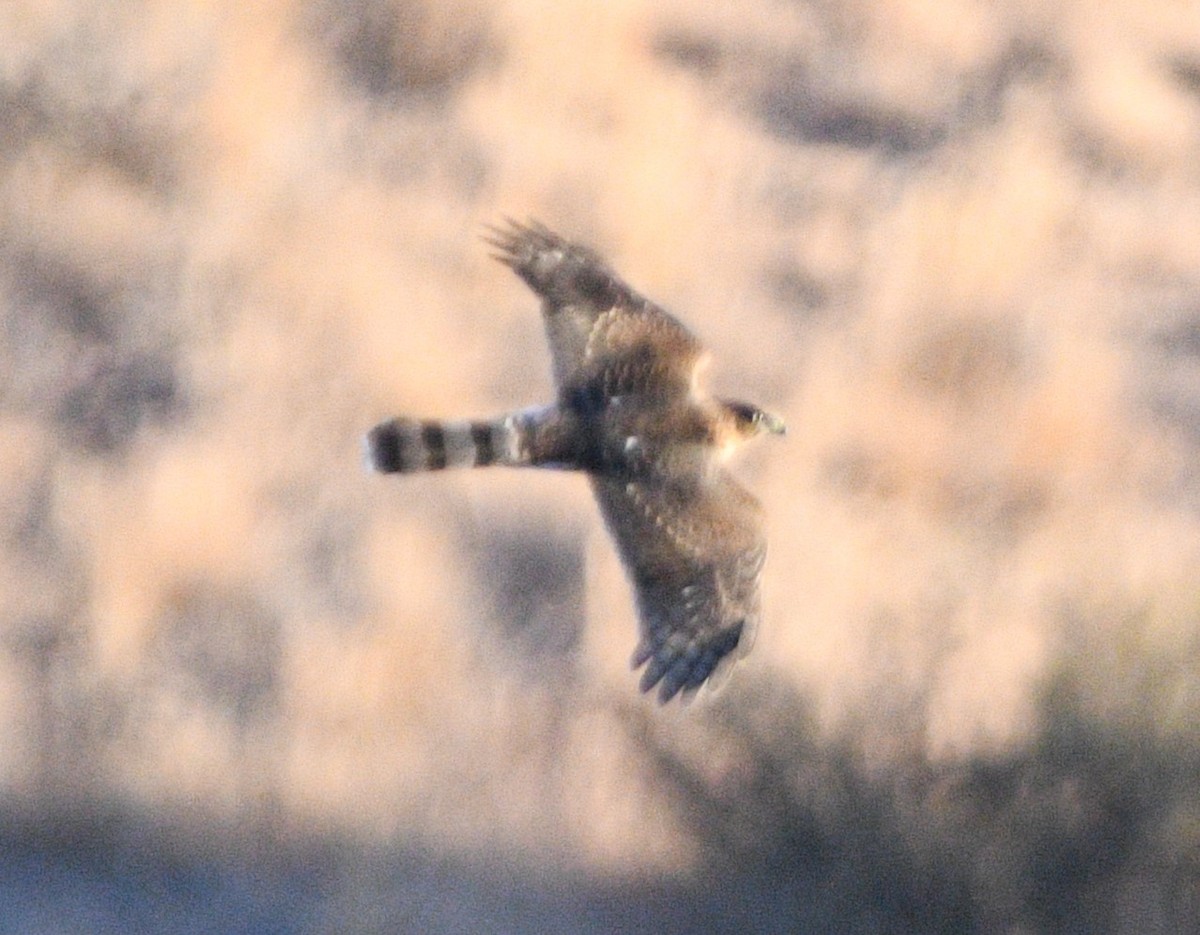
[3,0,1200,931]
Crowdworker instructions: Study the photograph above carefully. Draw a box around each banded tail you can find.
[365,407,574,474]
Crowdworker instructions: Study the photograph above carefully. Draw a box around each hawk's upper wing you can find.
[484,219,706,399]
[590,470,766,702]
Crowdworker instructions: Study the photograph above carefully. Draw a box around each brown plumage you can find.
[366,220,784,702]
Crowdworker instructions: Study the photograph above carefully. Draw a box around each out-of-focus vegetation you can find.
[3,0,1200,931]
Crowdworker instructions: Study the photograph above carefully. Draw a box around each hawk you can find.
[366,220,784,702]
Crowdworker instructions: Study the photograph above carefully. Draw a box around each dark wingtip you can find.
[482,217,531,269]
[480,217,561,260]
[635,621,746,704]
[638,653,671,696]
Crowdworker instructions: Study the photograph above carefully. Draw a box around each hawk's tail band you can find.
[365,406,570,475]
[365,417,521,474]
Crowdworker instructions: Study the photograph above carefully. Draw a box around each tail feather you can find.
[365,417,520,474]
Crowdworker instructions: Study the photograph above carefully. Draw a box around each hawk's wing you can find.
[590,470,766,702]
[484,219,706,399]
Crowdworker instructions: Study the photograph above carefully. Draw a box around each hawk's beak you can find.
[761,411,787,436]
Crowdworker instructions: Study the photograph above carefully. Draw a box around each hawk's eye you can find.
[725,401,757,426]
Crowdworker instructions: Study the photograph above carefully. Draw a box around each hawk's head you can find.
[720,400,787,447]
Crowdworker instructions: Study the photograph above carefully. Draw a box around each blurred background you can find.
[3,0,1200,931]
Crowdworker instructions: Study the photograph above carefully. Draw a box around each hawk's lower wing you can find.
[590,471,766,702]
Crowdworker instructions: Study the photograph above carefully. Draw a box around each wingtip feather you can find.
[635,620,746,705]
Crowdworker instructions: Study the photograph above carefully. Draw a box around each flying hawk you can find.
[366,220,784,702]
